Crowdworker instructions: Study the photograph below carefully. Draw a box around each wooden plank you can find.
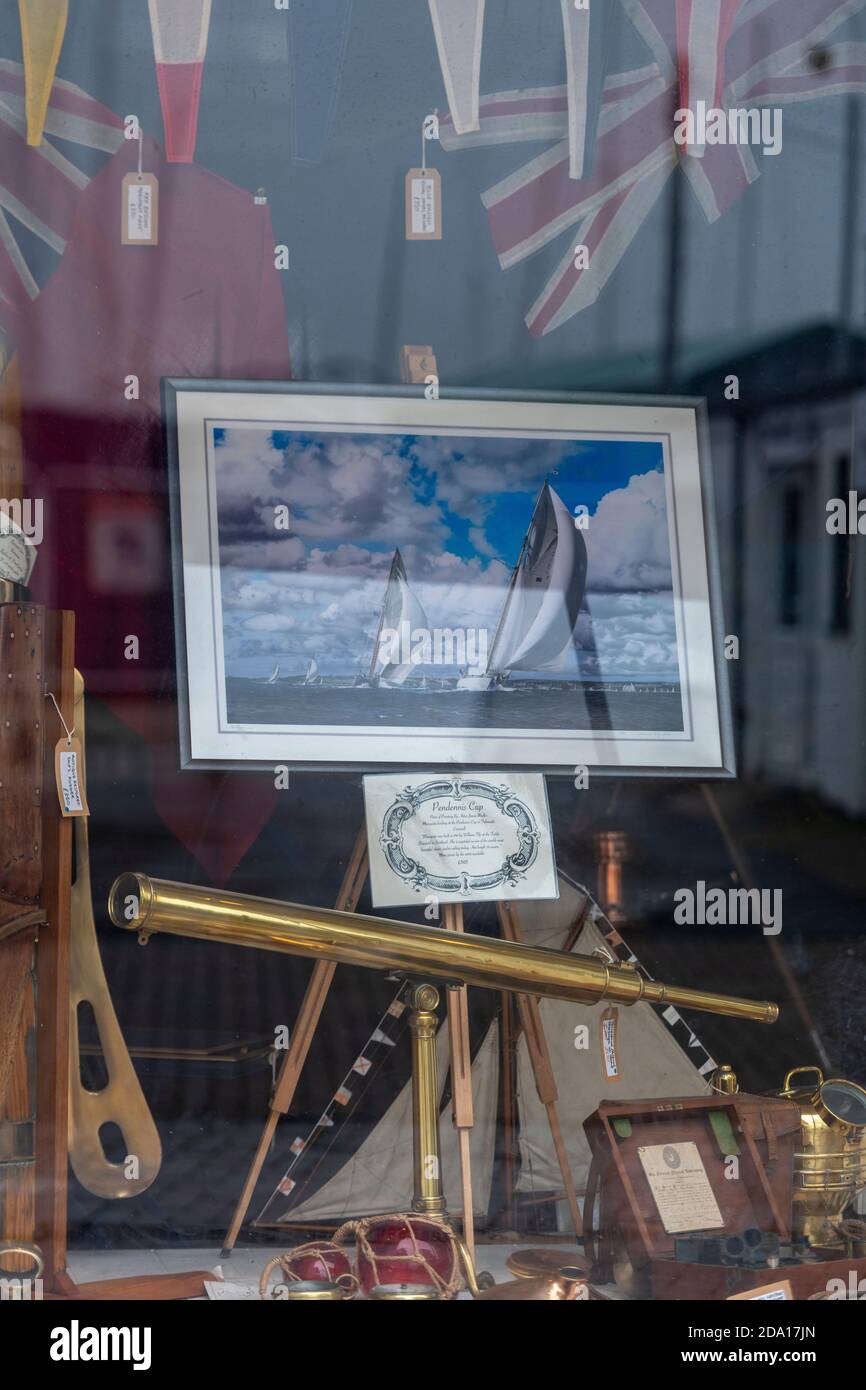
[0,602,46,904]
[443,902,475,1260]
[0,931,33,1109]
[0,353,23,504]
[34,607,75,1281]
[46,1270,218,1301]
[1,977,36,1273]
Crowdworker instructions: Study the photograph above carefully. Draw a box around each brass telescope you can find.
[108,873,778,1024]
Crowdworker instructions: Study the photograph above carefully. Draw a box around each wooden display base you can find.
[44,1270,217,1301]
[651,1253,866,1301]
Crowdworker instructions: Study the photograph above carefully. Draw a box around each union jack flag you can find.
[440,0,866,336]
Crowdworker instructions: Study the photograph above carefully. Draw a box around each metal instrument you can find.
[777,1066,866,1249]
[67,673,162,1198]
[506,1248,589,1280]
[368,1283,442,1300]
[270,1279,352,1301]
[472,1269,590,1300]
[107,873,779,1024]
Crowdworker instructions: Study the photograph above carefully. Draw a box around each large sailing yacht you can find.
[457,481,588,690]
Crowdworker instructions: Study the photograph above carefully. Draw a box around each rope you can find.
[333,1212,462,1297]
[259,1241,358,1299]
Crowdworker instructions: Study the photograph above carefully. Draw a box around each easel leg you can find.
[496,900,583,1239]
[221,827,368,1255]
[442,903,475,1262]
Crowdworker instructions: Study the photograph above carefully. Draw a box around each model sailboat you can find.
[457,481,588,690]
[259,874,714,1228]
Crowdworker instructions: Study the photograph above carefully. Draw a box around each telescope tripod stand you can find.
[221,825,583,1262]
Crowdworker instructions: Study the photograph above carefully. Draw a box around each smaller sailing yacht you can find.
[368,549,430,688]
[263,664,280,685]
[303,657,322,686]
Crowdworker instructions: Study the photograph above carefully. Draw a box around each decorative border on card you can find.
[379,775,539,896]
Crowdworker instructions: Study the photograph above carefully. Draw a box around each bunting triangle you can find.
[560,0,618,180]
[18,0,68,146]
[148,0,212,163]
[428,0,485,134]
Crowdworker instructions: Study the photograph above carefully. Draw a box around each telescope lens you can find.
[108,873,148,929]
[822,1081,866,1127]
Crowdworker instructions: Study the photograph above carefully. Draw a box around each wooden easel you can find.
[221,834,584,1261]
[0,600,214,1300]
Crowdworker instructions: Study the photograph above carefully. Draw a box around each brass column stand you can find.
[408,983,447,1215]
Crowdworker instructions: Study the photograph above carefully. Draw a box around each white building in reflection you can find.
[689,323,866,815]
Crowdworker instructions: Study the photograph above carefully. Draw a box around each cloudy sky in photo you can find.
[212,425,680,682]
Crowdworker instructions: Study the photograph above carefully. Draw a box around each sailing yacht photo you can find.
[170,387,730,774]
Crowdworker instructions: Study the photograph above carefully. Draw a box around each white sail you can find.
[265,664,280,684]
[514,877,712,1197]
[487,483,587,674]
[369,549,430,687]
[276,1021,499,1224]
[303,657,319,684]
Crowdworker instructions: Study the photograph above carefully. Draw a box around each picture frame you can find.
[163,380,733,777]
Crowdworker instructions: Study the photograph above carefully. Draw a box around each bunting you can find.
[675,0,749,153]
[287,0,354,164]
[148,0,212,163]
[560,0,618,178]
[428,0,486,134]
[17,0,68,146]
[441,0,866,335]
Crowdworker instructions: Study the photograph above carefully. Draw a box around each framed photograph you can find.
[164,382,733,776]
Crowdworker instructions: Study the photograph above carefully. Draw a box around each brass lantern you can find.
[778,1067,866,1248]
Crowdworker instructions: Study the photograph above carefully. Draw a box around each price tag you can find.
[600,1006,621,1082]
[54,737,89,817]
[122,172,159,246]
[405,168,442,240]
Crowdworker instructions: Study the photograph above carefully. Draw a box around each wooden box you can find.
[652,1253,866,1301]
[583,1093,803,1294]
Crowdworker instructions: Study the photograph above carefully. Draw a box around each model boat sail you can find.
[259,875,715,1228]
[368,548,430,687]
[458,482,588,690]
[513,874,714,1198]
[263,1021,500,1224]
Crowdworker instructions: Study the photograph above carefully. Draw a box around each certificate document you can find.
[363,772,558,908]
[637,1141,724,1234]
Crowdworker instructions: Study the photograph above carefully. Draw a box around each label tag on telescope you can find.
[54,736,89,817]
[600,1007,621,1082]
